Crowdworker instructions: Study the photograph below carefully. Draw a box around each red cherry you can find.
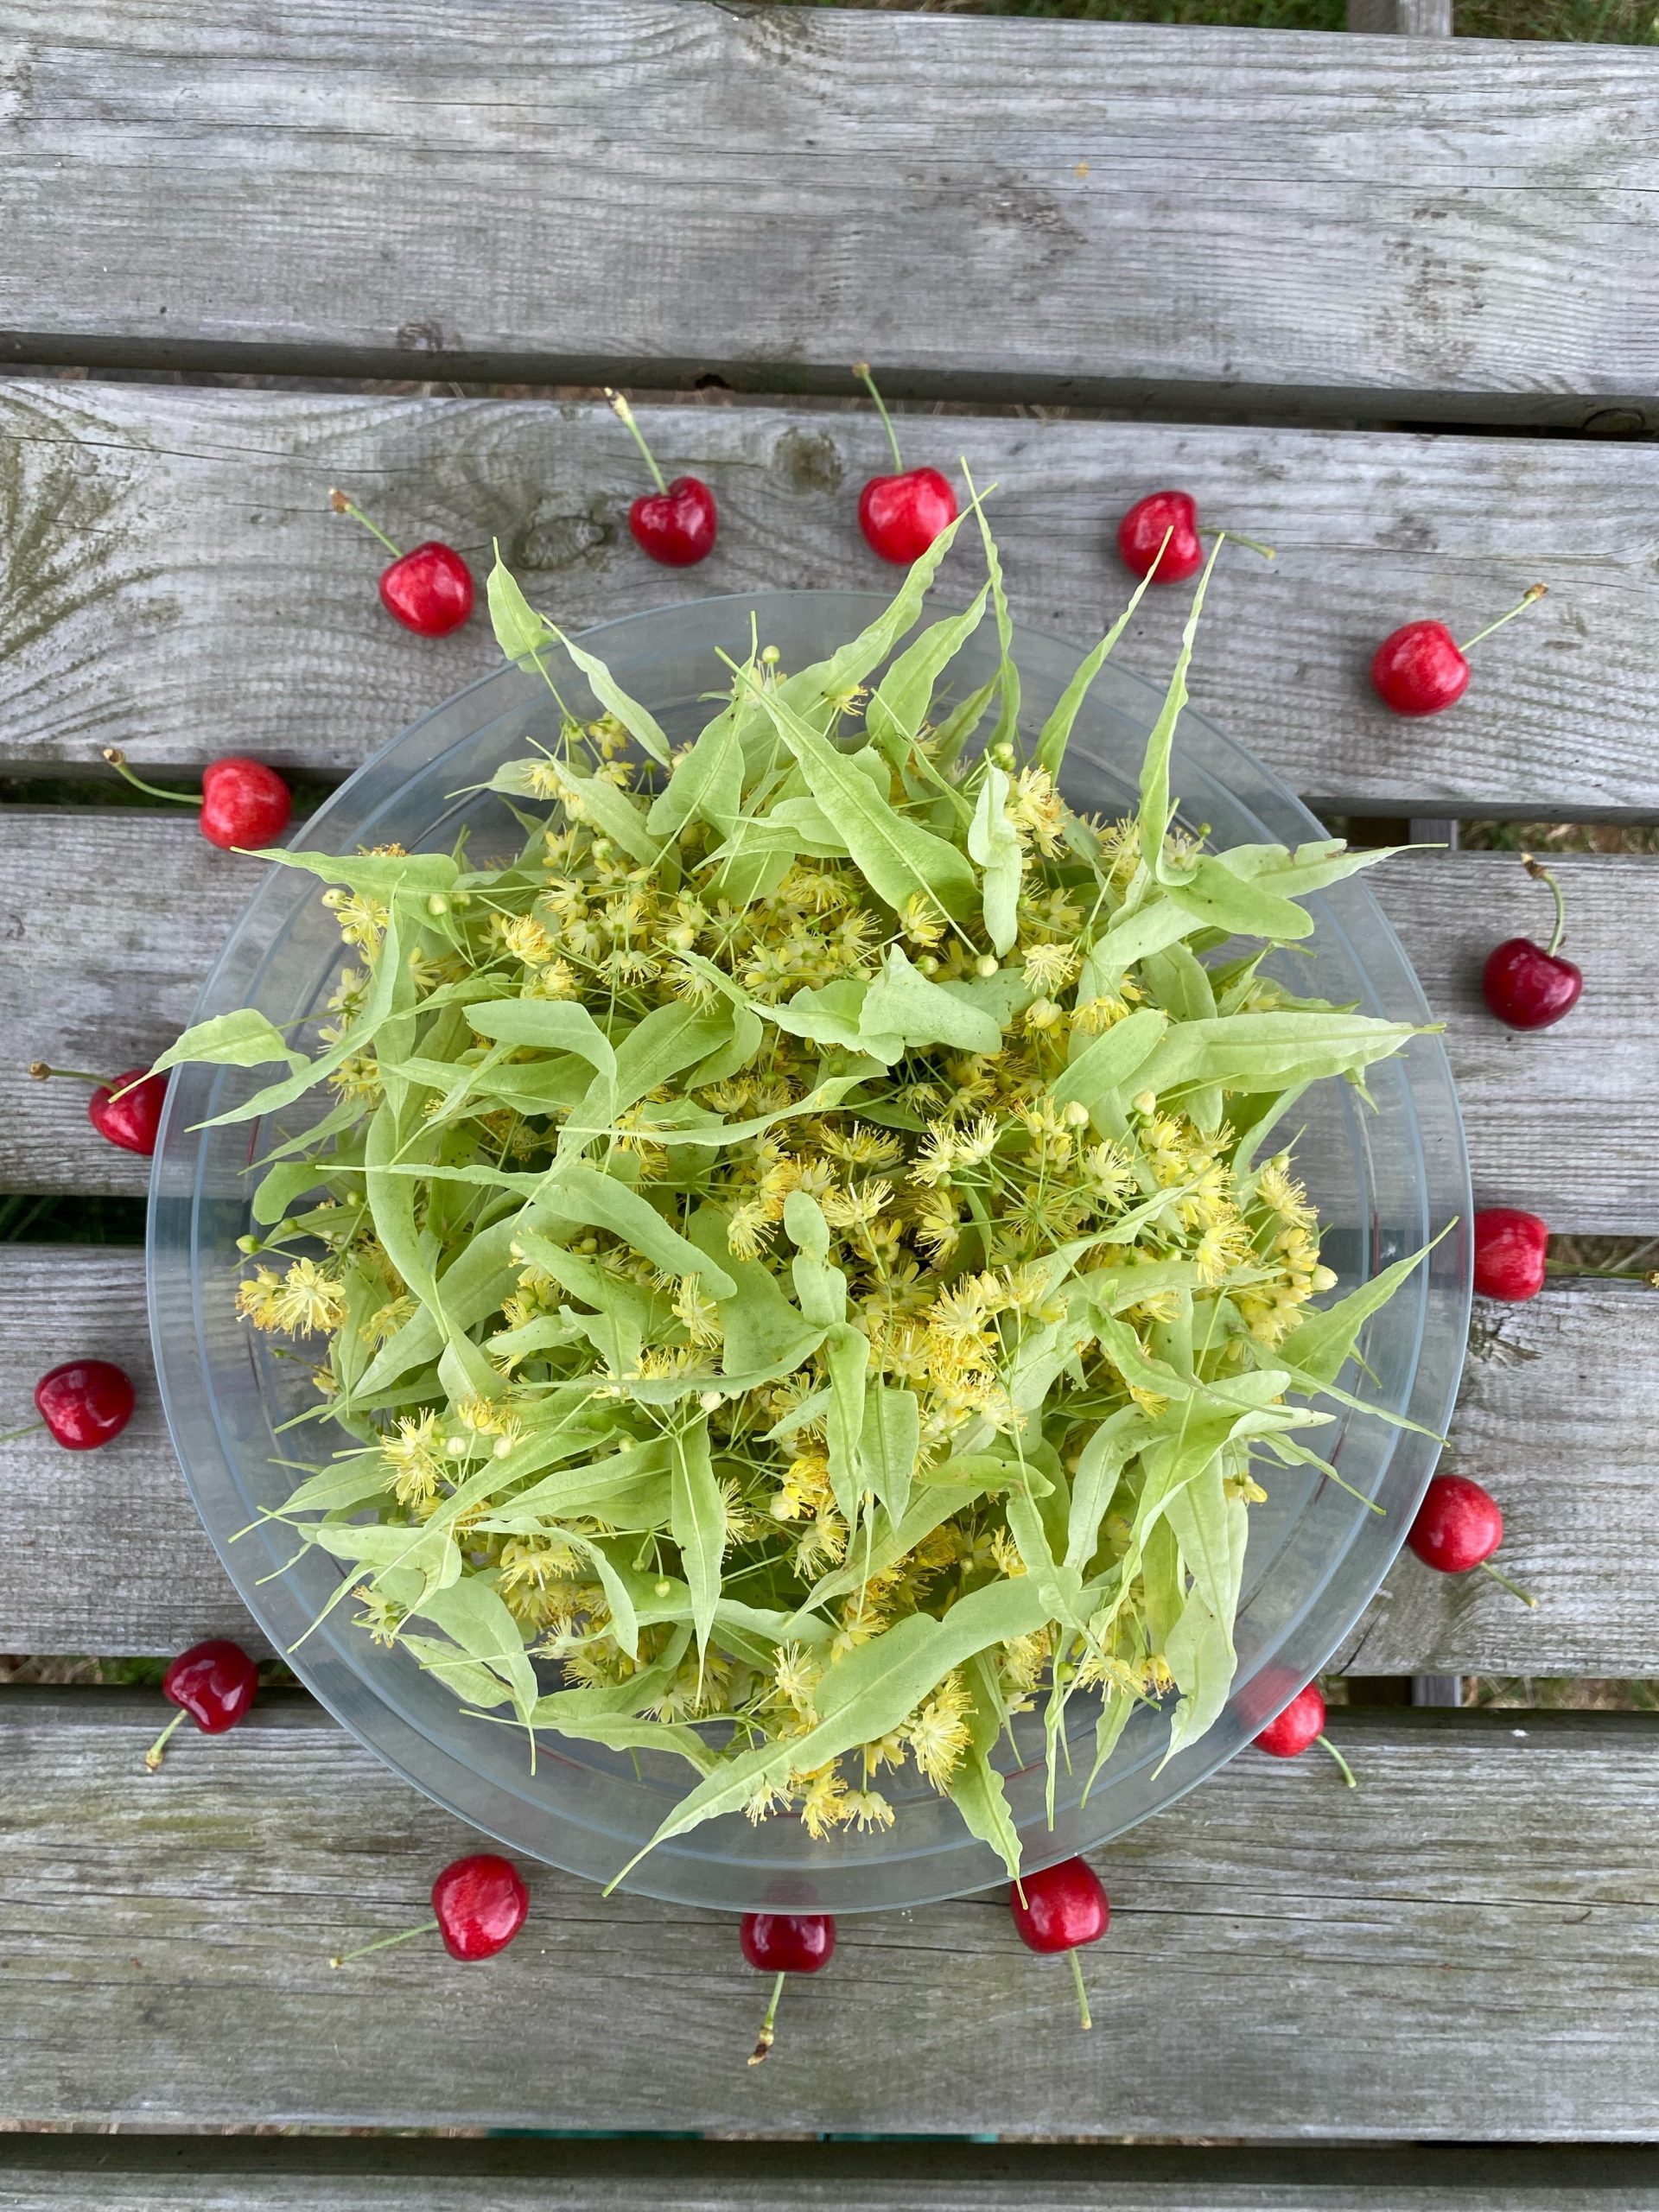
[101,748,292,852]
[1408,1473,1536,1607]
[740,1911,836,2064]
[379,542,475,636]
[1117,490,1204,584]
[146,1638,260,1769]
[1253,1682,1357,1786]
[1481,855,1581,1030]
[432,1853,531,1961]
[331,489,474,636]
[330,1853,530,1970]
[628,478,718,567]
[200,758,293,850]
[34,1360,135,1450]
[1009,1857,1108,2031]
[1473,1207,1548,1302]
[852,362,957,565]
[29,1061,167,1156]
[1370,584,1547,716]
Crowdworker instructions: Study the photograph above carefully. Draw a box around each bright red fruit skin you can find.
[432,1854,530,1961]
[200,759,292,850]
[1254,1683,1327,1758]
[162,1639,259,1734]
[1472,1207,1548,1301]
[628,477,718,567]
[1481,938,1582,1030]
[88,1069,167,1156]
[1370,620,1470,716]
[740,1911,836,1975]
[1009,1858,1109,1955]
[378,542,474,636]
[35,1360,135,1449]
[1117,490,1204,584]
[1408,1472,1503,1574]
[858,468,958,565]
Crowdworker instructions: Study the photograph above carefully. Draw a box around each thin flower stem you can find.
[1522,852,1567,959]
[603,390,669,495]
[328,487,404,559]
[328,1916,439,1968]
[0,1419,43,1444]
[747,1969,788,2064]
[29,1063,115,1089]
[1066,1944,1093,2031]
[144,1708,187,1772]
[1316,1731,1358,1789]
[1458,582,1546,654]
[851,360,905,475]
[1478,1557,1540,1610]
[100,748,201,806]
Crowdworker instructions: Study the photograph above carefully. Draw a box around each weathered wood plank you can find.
[4,5,1656,423]
[5,811,1651,1230]
[5,2139,1658,2212]
[0,1245,1649,1675]
[6,380,1659,812]
[0,1692,1652,2135]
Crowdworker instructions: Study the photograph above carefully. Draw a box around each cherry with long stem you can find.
[102,747,292,851]
[330,489,475,635]
[1459,583,1548,653]
[852,362,957,564]
[603,392,718,567]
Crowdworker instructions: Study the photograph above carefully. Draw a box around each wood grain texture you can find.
[6,380,1659,812]
[0,1691,1653,2135]
[5,810,1652,1230]
[3,5,1657,423]
[4,2139,1657,2212]
[0,1246,1653,1674]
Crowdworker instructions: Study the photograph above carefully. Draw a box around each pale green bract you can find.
[166,518,1434,1885]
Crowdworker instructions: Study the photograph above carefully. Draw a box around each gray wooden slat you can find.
[3,5,1656,424]
[0,1244,1650,1675]
[5,811,1650,1230]
[4,2140,1658,2212]
[0,1692,1652,2135]
[6,380,1659,812]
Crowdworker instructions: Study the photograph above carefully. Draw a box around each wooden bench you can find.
[4,3,1658,2202]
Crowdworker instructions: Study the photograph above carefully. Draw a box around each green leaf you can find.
[669,1415,726,1663]
[647,703,746,841]
[542,1161,737,1299]
[1276,1236,1442,1386]
[1130,1012,1424,1100]
[946,1652,1024,1880]
[150,1007,308,1081]
[859,1385,920,1526]
[1049,1007,1167,1114]
[823,1322,869,1527]
[487,551,553,660]
[865,588,989,753]
[967,761,1022,957]
[1034,555,1166,779]
[860,945,1003,1057]
[1137,535,1225,878]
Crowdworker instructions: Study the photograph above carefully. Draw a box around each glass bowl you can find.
[148,591,1471,1913]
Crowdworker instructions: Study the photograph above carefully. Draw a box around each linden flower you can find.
[244,1257,347,1337]
[502,913,554,966]
[381,1410,448,1509]
[1021,939,1079,994]
[906,1673,972,1790]
[1009,765,1067,856]
[320,887,389,950]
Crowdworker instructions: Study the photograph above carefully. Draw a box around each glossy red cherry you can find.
[853,362,957,565]
[101,747,292,852]
[1370,584,1546,716]
[605,390,718,566]
[146,1638,260,1770]
[29,1062,167,1156]
[740,1910,836,2064]
[331,1853,530,1969]
[1473,1207,1548,1302]
[1482,855,1581,1030]
[33,1360,135,1450]
[1408,1472,1536,1608]
[1009,1856,1109,2030]
[1117,489,1204,583]
[1253,1681,1357,1787]
[331,489,474,636]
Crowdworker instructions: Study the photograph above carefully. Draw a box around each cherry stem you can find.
[144,1708,186,1772]
[1196,525,1277,563]
[603,390,668,496]
[329,1916,439,1969]
[1316,1731,1358,1789]
[1066,1945,1094,2032]
[29,1062,118,1090]
[747,1969,787,2065]
[329,488,404,560]
[1522,852,1567,959]
[1478,1557,1539,1610]
[101,748,201,806]
[0,1418,44,1443]
[852,360,905,475]
[1458,582,1547,655]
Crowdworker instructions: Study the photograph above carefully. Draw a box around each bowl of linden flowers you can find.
[146,505,1469,1912]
